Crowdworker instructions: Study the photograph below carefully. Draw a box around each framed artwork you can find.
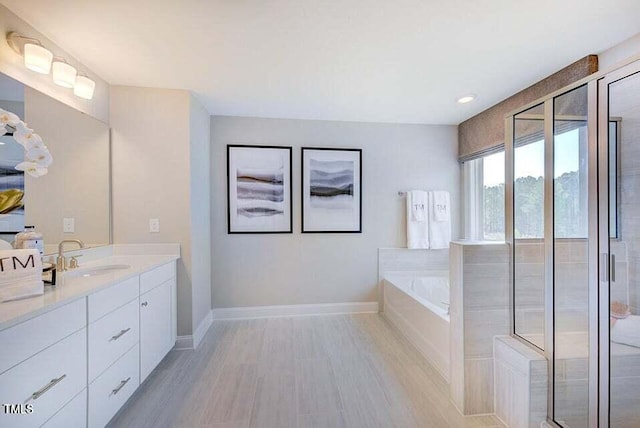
[301,147,362,233]
[227,145,292,234]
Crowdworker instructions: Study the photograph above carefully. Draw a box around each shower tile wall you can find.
[494,335,547,428]
[377,248,449,280]
[617,91,640,313]
[514,241,628,338]
[450,241,509,415]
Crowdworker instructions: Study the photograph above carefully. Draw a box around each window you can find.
[463,150,505,241]
[464,124,591,241]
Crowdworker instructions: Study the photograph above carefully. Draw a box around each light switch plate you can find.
[63,217,75,233]
[149,218,160,233]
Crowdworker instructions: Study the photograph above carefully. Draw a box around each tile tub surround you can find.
[0,244,180,330]
[493,336,547,428]
[378,247,449,310]
[449,241,510,415]
[382,274,450,381]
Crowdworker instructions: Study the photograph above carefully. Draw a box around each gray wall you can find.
[189,95,212,331]
[210,116,458,308]
[111,86,212,337]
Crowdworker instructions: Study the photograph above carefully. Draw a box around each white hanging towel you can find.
[407,190,429,249]
[428,191,451,249]
[0,249,44,302]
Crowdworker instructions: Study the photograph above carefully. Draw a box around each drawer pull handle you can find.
[141,301,148,307]
[110,328,131,341]
[111,377,131,396]
[29,374,67,402]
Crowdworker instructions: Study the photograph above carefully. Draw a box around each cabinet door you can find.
[140,280,172,382]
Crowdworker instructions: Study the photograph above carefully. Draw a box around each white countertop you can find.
[0,252,179,331]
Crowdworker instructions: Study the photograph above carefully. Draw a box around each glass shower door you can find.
[552,84,590,428]
[603,65,640,428]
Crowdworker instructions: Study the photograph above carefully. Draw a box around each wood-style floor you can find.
[108,314,504,428]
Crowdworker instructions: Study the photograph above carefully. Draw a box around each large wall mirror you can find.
[0,72,110,254]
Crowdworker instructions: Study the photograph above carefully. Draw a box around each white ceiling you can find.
[2,0,640,125]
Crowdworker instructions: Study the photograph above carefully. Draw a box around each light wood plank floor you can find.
[108,314,504,428]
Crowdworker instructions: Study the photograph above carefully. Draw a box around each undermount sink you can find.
[67,264,131,278]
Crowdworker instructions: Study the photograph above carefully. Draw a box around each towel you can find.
[409,190,427,222]
[428,191,451,249]
[432,191,450,222]
[611,301,631,319]
[0,249,44,303]
[611,315,640,348]
[407,190,429,249]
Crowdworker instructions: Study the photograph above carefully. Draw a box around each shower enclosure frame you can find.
[505,54,640,428]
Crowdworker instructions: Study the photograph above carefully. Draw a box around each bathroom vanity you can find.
[0,245,179,428]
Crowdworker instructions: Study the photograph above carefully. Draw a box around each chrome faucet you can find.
[56,239,85,272]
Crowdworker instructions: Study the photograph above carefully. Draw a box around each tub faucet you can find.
[56,239,85,272]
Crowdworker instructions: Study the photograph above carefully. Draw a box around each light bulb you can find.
[24,43,53,74]
[52,60,77,88]
[74,75,95,100]
[457,94,477,104]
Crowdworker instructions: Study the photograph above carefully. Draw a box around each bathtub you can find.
[383,272,450,381]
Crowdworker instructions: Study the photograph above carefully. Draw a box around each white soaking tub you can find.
[383,272,450,381]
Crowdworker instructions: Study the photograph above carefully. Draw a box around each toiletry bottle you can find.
[14,225,35,249]
[15,226,45,257]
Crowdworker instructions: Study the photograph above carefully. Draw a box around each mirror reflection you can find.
[0,73,110,254]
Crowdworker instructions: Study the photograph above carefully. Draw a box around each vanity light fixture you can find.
[74,74,95,100]
[52,58,77,88]
[456,94,477,104]
[7,32,53,74]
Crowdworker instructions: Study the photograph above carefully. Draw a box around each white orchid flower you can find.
[25,133,46,151]
[13,122,43,149]
[15,161,48,178]
[26,147,53,167]
[0,108,20,127]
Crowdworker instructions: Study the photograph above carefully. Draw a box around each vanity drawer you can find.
[0,298,86,374]
[140,261,175,294]
[0,328,87,428]
[42,389,87,428]
[88,276,139,323]
[89,297,140,381]
[88,343,139,428]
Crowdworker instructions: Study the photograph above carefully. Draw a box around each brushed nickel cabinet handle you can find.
[109,328,131,341]
[110,377,131,396]
[28,374,67,402]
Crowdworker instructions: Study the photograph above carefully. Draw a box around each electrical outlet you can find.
[149,218,160,233]
[63,217,75,233]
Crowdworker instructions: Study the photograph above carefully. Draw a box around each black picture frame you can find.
[227,144,293,234]
[301,147,362,233]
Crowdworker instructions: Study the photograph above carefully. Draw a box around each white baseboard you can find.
[193,310,213,349]
[174,309,214,350]
[211,301,379,320]
[174,335,193,351]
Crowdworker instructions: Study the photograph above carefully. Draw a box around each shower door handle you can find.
[611,254,616,282]
[600,253,609,282]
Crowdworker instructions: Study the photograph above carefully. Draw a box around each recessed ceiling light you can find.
[457,94,477,104]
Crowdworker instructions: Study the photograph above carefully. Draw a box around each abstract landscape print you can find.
[228,145,292,233]
[309,159,354,209]
[302,148,361,233]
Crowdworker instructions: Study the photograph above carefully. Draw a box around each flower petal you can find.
[26,147,53,167]
[15,161,47,177]
[0,125,6,137]
[0,108,20,127]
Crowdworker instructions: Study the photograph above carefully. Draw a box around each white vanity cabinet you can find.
[0,300,87,428]
[0,258,177,428]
